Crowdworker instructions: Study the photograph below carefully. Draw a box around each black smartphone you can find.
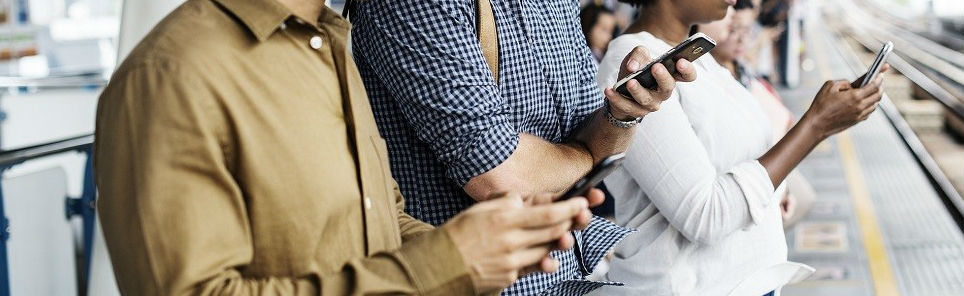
[613,33,716,97]
[851,41,893,88]
[557,153,625,201]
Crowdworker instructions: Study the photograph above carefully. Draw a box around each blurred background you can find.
[0,0,959,295]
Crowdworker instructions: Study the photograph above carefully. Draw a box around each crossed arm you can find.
[352,0,691,200]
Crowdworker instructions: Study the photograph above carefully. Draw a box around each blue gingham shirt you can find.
[350,1,633,295]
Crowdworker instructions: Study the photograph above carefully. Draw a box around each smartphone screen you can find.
[854,41,893,88]
[557,153,625,201]
[613,33,717,96]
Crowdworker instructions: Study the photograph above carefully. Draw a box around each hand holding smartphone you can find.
[557,153,625,201]
[851,41,893,88]
[613,33,716,97]
[553,153,624,276]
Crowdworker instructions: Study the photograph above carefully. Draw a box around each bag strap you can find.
[476,0,500,83]
[342,0,355,19]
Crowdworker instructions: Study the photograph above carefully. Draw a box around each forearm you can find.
[463,133,593,200]
[165,230,472,296]
[571,108,637,164]
[759,117,824,188]
[759,71,885,187]
[322,229,474,295]
[653,174,763,244]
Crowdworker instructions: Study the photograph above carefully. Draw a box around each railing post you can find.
[0,135,94,296]
[80,147,95,294]
[0,165,12,296]
[64,147,96,296]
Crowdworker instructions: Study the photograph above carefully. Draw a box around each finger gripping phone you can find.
[852,41,893,88]
[613,33,717,97]
[557,153,625,201]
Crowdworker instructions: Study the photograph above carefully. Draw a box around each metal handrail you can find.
[851,32,964,121]
[834,0,964,123]
[0,75,107,89]
[830,27,964,231]
[0,134,97,296]
[854,0,964,58]
[0,134,94,166]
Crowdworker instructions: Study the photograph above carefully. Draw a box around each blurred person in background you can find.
[698,0,815,227]
[754,0,793,83]
[593,0,888,294]
[581,2,620,62]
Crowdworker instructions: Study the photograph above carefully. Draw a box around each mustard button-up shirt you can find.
[94,0,474,294]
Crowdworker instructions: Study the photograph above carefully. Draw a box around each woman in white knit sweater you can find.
[591,0,888,295]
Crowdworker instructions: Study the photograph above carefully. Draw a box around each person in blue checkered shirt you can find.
[349,0,696,295]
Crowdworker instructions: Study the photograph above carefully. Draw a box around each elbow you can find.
[673,184,741,246]
[461,151,528,201]
[463,174,521,201]
[672,210,731,245]
[682,227,730,246]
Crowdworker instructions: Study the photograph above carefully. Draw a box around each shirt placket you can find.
[316,15,392,256]
[282,17,384,255]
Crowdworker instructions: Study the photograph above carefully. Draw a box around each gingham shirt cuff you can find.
[446,122,519,187]
[579,216,636,274]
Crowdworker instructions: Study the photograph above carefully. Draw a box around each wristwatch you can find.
[604,102,644,128]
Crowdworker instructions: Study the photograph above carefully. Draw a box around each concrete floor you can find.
[780,17,964,296]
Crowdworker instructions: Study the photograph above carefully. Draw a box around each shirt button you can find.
[364,197,372,210]
[309,36,323,49]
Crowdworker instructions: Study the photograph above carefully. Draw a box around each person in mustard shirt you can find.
[94,0,603,294]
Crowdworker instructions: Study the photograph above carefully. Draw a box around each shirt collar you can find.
[213,0,292,42]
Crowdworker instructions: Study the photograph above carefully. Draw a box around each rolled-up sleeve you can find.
[351,0,518,186]
[595,38,778,246]
[618,93,776,245]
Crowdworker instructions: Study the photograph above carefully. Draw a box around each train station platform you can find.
[779,17,964,296]
[0,0,962,295]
